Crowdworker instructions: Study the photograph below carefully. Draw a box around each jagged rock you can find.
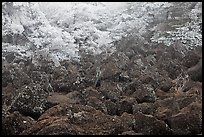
[99,81,122,102]
[47,93,71,105]
[66,91,85,104]
[2,70,13,87]
[36,121,84,135]
[153,97,181,115]
[159,79,173,92]
[24,103,125,135]
[117,96,137,115]
[154,107,173,122]
[131,84,156,103]
[2,26,202,136]
[187,59,202,82]
[182,50,201,68]
[10,84,52,120]
[139,74,158,89]
[71,110,123,135]
[120,112,135,131]
[185,82,202,97]
[82,86,103,99]
[123,79,142,95]
[176,96,198,110]
[12,69,31,88]
[167,102,202,135]
[52,82,70,93]
[104,99,118,115]
[20,116,61,135]
[155,89,174,100]
[101,62,120,81]
[133,102,155,115]
[133,113,172,135]
[86,96,107,113]
[2,111,36,135]
[158,59,184,80]
[119,71,131,82]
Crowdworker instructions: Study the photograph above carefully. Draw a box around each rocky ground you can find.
[2,41,202,135]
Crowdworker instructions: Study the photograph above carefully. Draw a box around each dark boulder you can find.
[117,96,137,115]
[104,99,118,115]
[2,111,35,135]
[131,84,156,103]
[187,59,202,82]
[167,102,202,135]
[133,112,172,135]
[10,84,52,120]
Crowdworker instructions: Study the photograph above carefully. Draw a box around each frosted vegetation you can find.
[2,2,202,67]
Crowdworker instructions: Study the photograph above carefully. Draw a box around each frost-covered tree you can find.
[150,2,202,49]
[2,2,202,67]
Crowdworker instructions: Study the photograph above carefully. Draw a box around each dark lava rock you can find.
[2,111,36,135]
[12,69,31,88]
[119,71,131,82]
[167,102,202,135]
[82,86,103,99]
[176,96,198,110]
[121,130,143,135]
[133,112,172,135]
[99,81,122,102]
[22,103,125,135]
[10,84,52,119]
[131,84,156,103]
[104,99,118,115]
[47,93,72,105]
[187,59,202,82]
[36,122,84,135]
[101,61,121,81]
[117,96,137,115]
[159,60,183,80]
[153,97,181,115]
[71,110,123,135]
[20,116,61,135]
[159,79,173,92]
[154,107,173,122]
[66,91,85,104]
[86,96,107,113]
[2,70,13,87]
[182,50,201,68]
[155,89,174,100]
[185,82,202,97]
[139,74,158,89]
[120,112,135,131]
[133,102,155,115]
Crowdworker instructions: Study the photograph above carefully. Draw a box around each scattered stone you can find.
[131,84,156,103]
[133,112,172,135]
[99,81,122,102]
[86,96,107,113]
[120,112,135,131]
[104,99,118,115]
[133,102,155,115]
[2,111,36,135]
[117,96,137,115]
[167,102,202,135]
[82,86,103,99]
[187,59,202,82]
[10,84,52,120]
